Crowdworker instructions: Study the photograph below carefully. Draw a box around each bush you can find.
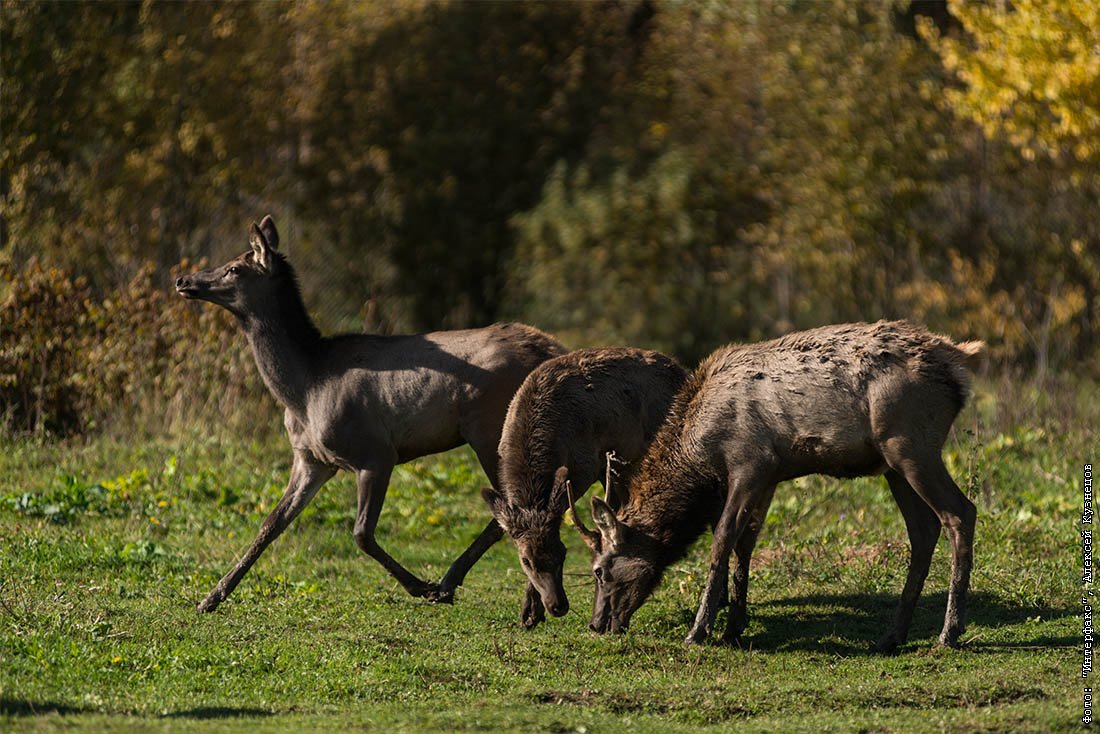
[0,259,265,437]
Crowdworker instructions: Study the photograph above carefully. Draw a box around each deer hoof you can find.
[725,612,747,642]
[521,607,545,630]
[197,594,223,613]
[520,591,545,629]
[423,585,454,605]
[720,629,744,647]
[684,627,709,645]
[873,632,902,655]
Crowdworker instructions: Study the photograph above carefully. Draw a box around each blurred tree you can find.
[924,0,1100,178]
[511,1,961,361]
[744,1,955,331]
[510,0,1098,371]
[290,0,647,330]
[512,151,751,360]
[4,2,138,279]
[510,2,765,362]
[4,0,1096,386]
[921,0,1099,369]
[4,1,294,284]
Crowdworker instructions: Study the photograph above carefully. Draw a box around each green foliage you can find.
[509,0,1098,368]
[2,1,295,279]
[512,151,741,360]
[2,475,115,524]
[510,3,768,361]
[117,540,171,565]
[0,260,262,436]
[288,0,644,329]
[5,0,1100,441]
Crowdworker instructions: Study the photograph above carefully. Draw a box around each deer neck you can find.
[241,292,323,417]
[626,455,722,568]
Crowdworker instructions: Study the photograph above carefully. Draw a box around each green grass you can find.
[0,380,1089,732]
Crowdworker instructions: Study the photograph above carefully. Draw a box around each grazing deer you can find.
[482,348,686,628]
[569,321,983,652]
[175,215,565,612]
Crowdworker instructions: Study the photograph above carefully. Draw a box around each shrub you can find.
[0,259,265,437]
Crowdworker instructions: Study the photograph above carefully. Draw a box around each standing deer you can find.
[482,348,686,628]
[569,321,983,652]
[175,215,566,612]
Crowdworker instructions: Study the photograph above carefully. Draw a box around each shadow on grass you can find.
[0,698,90,717]
[163,706,277,719]
[0,699,277,720]
[671,591,1077,655]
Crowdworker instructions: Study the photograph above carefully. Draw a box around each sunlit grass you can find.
[0,378,1089,731]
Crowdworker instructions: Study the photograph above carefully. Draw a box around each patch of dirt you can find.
[867,684,1047,710]
[533,689,670,715]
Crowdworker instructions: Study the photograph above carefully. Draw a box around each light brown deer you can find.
[482,348,686,628]
[175,215,565,612]
[569,321,983,652]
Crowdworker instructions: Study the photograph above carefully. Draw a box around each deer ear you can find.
[258,215,279,251]
[249,221,273,270]
[591,497,624,552]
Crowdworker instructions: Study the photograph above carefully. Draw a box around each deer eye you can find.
[227,266,241,276]
[593,566,604,583]
[521,557,531,569]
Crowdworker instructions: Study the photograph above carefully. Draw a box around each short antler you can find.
[604,450,627,509]
[566,478,601,553]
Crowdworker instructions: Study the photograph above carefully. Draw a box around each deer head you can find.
[175,215,285,320]
[482,470,572,618]
[576,496,661,634]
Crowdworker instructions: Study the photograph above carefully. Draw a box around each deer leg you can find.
[703,513,730,610]
[686,506,746,644]
[713,557,730,609]
[686,467,774,645]
[885,441,976,648]
[520,581,546,629]
[353,463,440,599]
[434,436,509,601]
[198,451,335,612]
[434,519,505,602]
[876,469,941,654]
[723,515,765,644]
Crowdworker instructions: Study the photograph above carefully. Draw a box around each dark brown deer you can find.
[569,321,983,652]
[175,215,565,612]
[482,348,686,628]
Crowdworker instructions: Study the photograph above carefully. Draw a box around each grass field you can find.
[0,379,1088,732]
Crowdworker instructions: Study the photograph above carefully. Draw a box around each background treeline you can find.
[3,0,1098,435]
